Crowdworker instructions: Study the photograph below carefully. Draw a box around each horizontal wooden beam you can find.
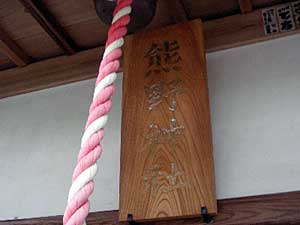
[1,191,300,225]
[0,28,31,67]
[203,3,300,52]
[18,0,77,55]
[1,2,299,99]
[0,47,102,99]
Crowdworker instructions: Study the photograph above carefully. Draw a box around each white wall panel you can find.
[0,34,299,219]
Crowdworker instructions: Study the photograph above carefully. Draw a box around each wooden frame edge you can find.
[1,191,299,225]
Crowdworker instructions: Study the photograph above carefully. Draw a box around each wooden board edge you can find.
[1,191,300,225]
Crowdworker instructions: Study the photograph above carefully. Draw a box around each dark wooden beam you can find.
[0,47,102,99]
[18,0,77,55]
[1,191,300,225]
[239,0,253,14]
[1,2,299,99]
[203,4,300,52]
[0,28,30,67]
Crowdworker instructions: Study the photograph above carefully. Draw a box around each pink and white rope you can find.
[63,1,132,225]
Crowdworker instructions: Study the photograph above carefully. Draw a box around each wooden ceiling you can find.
[0,0,298,98]
[0,0,292,68]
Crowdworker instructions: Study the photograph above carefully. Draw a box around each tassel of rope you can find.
[63,1,132,224]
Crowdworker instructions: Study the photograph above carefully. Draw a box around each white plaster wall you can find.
[0,76,122,220]
[0,34,299,220]
[207,34,300,199]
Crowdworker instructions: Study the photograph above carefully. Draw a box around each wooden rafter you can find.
[0,2,300,99]
[18,0,77,55]
[239,0,253,14]
[0,27,30,67]
[0,47,102,99]
[1,191,300,225]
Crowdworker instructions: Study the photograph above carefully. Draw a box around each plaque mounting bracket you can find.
[127,214,140,225]
[201,207,214,224]
[127,209,214,224]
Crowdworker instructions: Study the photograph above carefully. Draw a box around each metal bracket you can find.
[201,207,214,224]
[127,214,140,225]
[127,209,214,224]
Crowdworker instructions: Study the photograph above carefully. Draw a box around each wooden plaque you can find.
[120,20,217,222]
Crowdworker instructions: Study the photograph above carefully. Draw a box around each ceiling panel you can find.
[43,0,181,49]
[43,0,108,49]
[0,0,295,71]
[0,0,63,60]
[182,0,240,20]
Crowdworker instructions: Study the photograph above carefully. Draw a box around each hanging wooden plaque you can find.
[119,20,217,222]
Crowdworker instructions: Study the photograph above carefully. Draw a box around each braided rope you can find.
[63,1,132,224]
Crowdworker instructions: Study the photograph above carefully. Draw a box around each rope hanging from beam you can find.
[63,1,132,224]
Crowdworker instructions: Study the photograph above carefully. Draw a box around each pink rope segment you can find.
[63,1,132,225]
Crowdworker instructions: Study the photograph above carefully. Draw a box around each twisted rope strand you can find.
[63,1,132,225]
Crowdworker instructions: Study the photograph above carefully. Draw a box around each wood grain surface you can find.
[1,2,300,99]
[119,20,217,222]
[18,0,78,55]
[0,47,102,99]
[0,0,295,70]
[0,27,31,66]
[2,191,300,225]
